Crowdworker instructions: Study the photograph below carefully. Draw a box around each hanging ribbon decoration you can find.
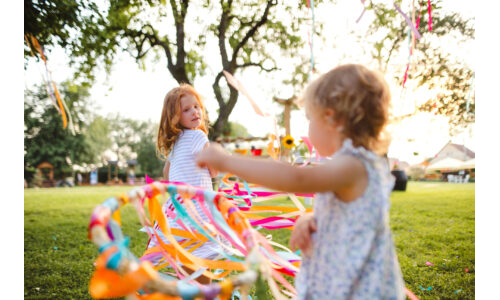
[307,0,316,78]
[222,70,281,157]
[394,1,433,89]
[356,0,367,23]
[25,34,75,135]
[24,35,60,114]
[394,2,417,89]
[416,2,422,31]
[402,27,411,88]
[427,0,432,31]
[394,4,422,40]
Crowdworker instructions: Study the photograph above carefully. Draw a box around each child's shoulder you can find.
[183,129,208,142]
[336,139,380,164]
[332,138,389,179]
[183,129,206,136]
[180,130,208,152]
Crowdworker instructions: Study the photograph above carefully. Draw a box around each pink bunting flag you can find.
[425,261,434,266]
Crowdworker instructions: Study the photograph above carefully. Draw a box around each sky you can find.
[23,0,475,166]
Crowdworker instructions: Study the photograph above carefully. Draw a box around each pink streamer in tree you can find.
[403,64,410,88]
[394,4,422,40]
[428,0,432,31]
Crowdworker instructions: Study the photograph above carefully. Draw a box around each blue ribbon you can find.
[98,238,136,270]
[177,281,200,300]
[167,190,244,262]
[102,197,119,212]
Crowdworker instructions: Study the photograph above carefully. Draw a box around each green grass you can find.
[390,183,475,299]
[24,182,474,299]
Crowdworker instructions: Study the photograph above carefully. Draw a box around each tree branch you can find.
[169,0,179,19]
[383,33,404,73]
[230,0,275,68]
[236,62,278,72]
[218,0,233,70]
[212,71,226,108]
[124,25,174,71]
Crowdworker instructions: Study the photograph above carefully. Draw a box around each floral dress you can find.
[295,139,405,300]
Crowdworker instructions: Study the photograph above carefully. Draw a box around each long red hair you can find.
[157,84,209,159]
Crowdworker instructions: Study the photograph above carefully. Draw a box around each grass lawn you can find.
[24,182,474,299]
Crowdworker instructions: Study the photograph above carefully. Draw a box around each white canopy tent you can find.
[460,158,475,169]
[426,157,464,171]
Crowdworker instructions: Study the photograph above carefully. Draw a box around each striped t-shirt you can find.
[147,129,225,260]
[168,129,212,189]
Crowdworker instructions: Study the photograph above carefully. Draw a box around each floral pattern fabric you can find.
[295,139,405,300]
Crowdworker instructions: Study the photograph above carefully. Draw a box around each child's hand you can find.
[290,212,317,257]
[196,143,229,172]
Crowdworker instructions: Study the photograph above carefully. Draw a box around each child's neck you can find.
[329,134,346,156]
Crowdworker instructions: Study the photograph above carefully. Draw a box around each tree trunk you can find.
[209,86,239,140]
[171,66,191,85]
[283,102,291,136]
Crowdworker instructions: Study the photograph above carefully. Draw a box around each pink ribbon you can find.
[301,136,319,163]
[402,63,410,88]
[249,216,296,229]
[394,4,422,40]
[428,0,432,31]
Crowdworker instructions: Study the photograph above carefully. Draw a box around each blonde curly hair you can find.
[301,64,391,154]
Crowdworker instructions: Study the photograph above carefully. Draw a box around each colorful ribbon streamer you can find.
[222,71,281,155]
[356,0,367,23]
[394,4,422,40]
[88,182,300,299]
[25,34,74,134]
[307,0,316,76]
[427,0,432,31]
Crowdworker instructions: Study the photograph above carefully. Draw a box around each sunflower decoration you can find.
[282,135,296,149]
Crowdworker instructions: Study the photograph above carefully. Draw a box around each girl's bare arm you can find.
[163,161,170,181]
[196,143,365,196]
[203,142,218,178]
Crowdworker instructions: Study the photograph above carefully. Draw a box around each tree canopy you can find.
[24,0,475,155]
[364,0,474,131]
[24,0,98,62]
[24,82,93,178]
[25,0,318,139]
[24,86,165,181]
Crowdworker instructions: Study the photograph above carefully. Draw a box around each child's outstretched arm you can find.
[203,142,218,178]
[196,143,366,196]
[163,161,170,181]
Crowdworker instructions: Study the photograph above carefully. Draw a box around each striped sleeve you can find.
[191,130,209,155]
